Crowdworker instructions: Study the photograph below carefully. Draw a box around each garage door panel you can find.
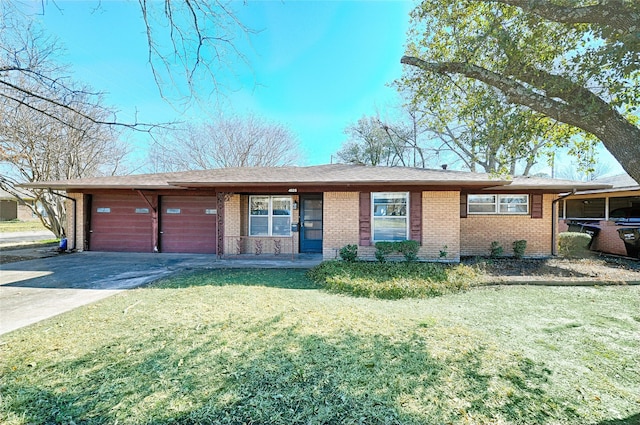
[160,196,217,254]
[90,194,153,252]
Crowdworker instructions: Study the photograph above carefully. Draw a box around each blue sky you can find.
[39,0,415,167]
[35,0,622,176]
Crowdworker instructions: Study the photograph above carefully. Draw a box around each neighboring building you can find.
[558,173,640,257]
[23,164,608,260]
[0,189,39,222]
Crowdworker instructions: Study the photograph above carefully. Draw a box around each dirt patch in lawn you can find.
[465,255,640,284]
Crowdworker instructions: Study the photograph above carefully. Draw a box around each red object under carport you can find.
[89,193,154,252]
[160,196,217,254]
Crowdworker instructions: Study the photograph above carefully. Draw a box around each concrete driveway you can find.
[0,251,322,336]
[0,252,220,335]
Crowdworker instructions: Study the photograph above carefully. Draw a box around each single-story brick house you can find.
[558,173,640,257]
[23,164,609,261]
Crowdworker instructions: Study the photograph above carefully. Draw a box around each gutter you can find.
[551,189,576,256]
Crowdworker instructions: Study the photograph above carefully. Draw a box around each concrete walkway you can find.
[0,251,322,336]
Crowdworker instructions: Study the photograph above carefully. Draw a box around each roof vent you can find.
[441,164,448,170]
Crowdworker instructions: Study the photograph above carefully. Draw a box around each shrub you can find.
[558,232,592,258]
[339,244,358,262]
[439,245,448,259]
[490,241,503,258]
[513,240,527,259]
[374,240,420,262]
[306,260,478,299]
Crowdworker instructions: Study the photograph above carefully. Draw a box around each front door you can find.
[300,194,323,253]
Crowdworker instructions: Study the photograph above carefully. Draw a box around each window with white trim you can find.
[372,192,408,241]
[249,196,292,236]
[468,194,529,214]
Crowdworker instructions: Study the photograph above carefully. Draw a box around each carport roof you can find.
[21,164,611,192]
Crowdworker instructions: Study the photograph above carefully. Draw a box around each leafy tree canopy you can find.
[401,0,640,182]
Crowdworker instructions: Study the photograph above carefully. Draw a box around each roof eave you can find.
[484,183,613,193]
[19,183,181,191]
[168,180,511,188]
[567,185,640,196]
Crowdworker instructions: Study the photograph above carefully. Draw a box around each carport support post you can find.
[137,191,159,252]
[552,189,576,256]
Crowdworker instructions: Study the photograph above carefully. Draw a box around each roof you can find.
[567,173,639,196]
[20,164,611,192]
[593,173,638,188]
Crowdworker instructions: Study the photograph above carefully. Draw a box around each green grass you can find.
[1,269,639,424]
[0,220,48,233]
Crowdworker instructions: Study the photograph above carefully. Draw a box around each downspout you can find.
[50,191,77,251]
[551,189,576,256]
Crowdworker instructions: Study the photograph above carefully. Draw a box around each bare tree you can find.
[137,0,254,103]
[0,3,164,133]
[149,114,302,171]
[1,0,251,131]
[0,86,129,238]
[0,4,133,237]
[336,112,434,168]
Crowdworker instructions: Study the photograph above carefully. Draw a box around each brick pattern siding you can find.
[460,193,555,257]
[323,191,461,261]
[422,191,460,261]
[323,192,360,260]
[223,195,241,254]
[66,193,85,251]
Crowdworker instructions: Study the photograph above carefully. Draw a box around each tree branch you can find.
[484,0,640,36]
[401,56,618,139]
[401,55,640,180]
[0,79,174,133]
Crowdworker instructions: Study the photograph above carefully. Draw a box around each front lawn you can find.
[0,220,48,233]
[1,269,639,424]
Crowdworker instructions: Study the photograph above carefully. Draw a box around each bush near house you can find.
[374,240,420,262]
[307,260,477,299]
[338,244,358,262]
[513,240,527,259]
[490,241,504,258]
[558,232,593,258]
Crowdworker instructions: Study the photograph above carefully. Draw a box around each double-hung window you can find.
[249,196,292,236]
[372,192,408,241]
[468,194,529,214]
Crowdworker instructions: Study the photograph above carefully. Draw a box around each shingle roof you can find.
[593,173,638,188]
[567,173,639,196]
[21,164,611,192]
